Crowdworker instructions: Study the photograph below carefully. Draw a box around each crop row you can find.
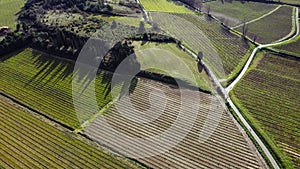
[236,6,294,44]
[150,12,250,78]
[84,78,266,169]
[0,48,118,129]
[0,96,142,169]
[232,53,300,168]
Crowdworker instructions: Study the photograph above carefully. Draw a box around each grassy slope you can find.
[0,0,25,29]
[151,12,251,80]
[0,95,141,169]
[133,41,211,91]
[140,0,193,13]
[0,48,120,129]
[231,53,300,168]
[237,6,294,44]
[202,0,278,27]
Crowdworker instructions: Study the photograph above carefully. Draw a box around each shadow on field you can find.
[0,48,26,62]
[25,49,137,100]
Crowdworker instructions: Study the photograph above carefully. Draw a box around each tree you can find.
[111,20,117,29]
[197,51,203,61]
[242,19,248,37]
[138,21,145,33]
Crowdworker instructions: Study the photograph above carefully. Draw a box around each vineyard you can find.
[231,53,300,168]
[0,95,142,169]
[133,41,211,91]
[202,0,278,27]
[236,6,294,44]
[151,12,251,80]
[84,78,268,169]
[0,48,121,129]
[139,0,192,13]
[276,22,300,57]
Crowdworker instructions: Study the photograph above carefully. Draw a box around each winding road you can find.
[136,1,299,169]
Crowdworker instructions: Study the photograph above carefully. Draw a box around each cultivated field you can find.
[84,78,268,168]
[202,0,278,27]
[0,48,121,129]
[151,12,251,80]
[276,20,300,57]
[236,6,294,44]
[231,53,300,168]
[281,0,300,5]
[0,0,25,29]
[0,95,142,169]
[133,41,211,91]
[140,0,193,13]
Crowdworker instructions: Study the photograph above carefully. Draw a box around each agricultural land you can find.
[0,0,299,169]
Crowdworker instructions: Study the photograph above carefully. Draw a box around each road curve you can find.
[135,2,299,169]
[226,7,299,93]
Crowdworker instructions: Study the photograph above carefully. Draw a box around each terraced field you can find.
[84,78,268,169]
[231,53,300,168]
[236,6,294,44]
[0,0,25,29]
[151,12,251,80]
[0,48,121,129]
[0,95,142,169]
[133,41,211,91]
[202,0,278,27]
[140,0,193,13]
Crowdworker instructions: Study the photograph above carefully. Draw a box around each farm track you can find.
[231,5,283,29]
[223,7,299,169]
[84,79,267,169]
[232,54,300,167]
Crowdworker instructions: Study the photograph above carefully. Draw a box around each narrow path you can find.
[136,0,150,22]
[231,5,282,29]
[134,1,299,169]
[226,7,299,93]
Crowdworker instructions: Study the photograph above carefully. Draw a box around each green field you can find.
[0,0,25,29]
[140,0,193,13]
[231,53,300,168]
[276,22,300,57]
[0,95,142,169]
[281,0,300,5]
[237,6,294,44]
[0,48,123,129]
[202,0,278,27]
[133,41,211,91]
[151,12,251,81]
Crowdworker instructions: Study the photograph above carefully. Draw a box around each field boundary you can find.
[74,95,119,134]
[0,91,75,131]
[231,5,282,29]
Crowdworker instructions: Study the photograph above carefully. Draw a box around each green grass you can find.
[281,0,300,5]
[202,0,278,27]
[140,0,193,13]
[0,95,142,169]
[231,53,300,168]
[0,0,25,29]
[0,48,123,129]
[237,6,294,44]
[151,12,251,80]
[132,41,211,91]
